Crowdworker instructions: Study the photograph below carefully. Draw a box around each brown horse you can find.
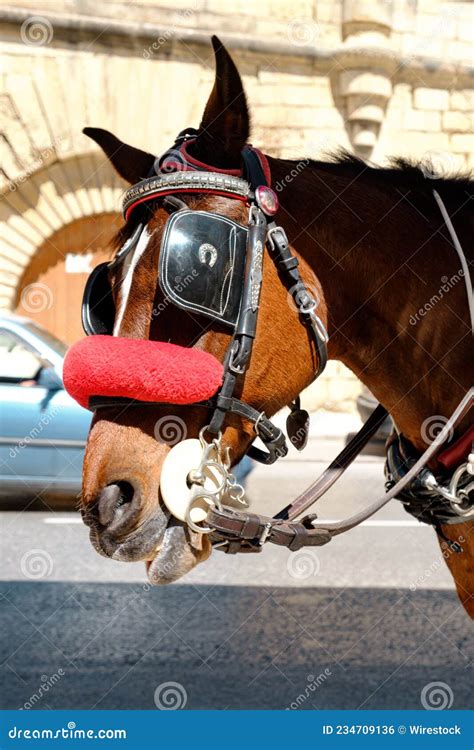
[78,37,473,616]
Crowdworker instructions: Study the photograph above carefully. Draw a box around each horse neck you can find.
[269,156,471,451]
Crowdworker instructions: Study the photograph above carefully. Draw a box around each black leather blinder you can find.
[159,209,248,328]
[81,262,115,336]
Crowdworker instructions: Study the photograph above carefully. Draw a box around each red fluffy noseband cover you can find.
[63,336,224,410]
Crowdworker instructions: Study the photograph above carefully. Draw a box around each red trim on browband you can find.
[124,188,248,220]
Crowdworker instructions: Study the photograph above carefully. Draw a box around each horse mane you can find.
[309,149,473,212]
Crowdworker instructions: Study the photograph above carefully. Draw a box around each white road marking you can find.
[113,225,151,334]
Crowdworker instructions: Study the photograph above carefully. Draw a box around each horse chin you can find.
[146,523,212,585]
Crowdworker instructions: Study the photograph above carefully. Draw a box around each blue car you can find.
[0,316,91,501]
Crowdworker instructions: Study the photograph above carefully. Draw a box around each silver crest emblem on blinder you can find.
[198,243,218,268]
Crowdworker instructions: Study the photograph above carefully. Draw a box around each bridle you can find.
[77,130,474,555]
[83,132,329,466]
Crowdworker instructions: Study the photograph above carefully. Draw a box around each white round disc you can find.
[160,439,222,524]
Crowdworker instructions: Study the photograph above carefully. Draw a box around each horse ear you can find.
[83,127,155,184]
[194,36,250,167]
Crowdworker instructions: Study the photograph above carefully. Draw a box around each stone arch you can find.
[0,152,126,314]
[14,212,122,344]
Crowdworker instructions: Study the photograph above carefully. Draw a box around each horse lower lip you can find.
[89,523,166,562]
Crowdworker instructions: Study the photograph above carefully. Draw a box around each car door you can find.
[0,327,91,496]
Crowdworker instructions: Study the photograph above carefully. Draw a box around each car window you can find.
[23,322,68,357]
[0,329,43,382]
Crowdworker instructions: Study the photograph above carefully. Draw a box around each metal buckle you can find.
[266,225,287,252]
[248,204,266,227]
[308,310,329,343]
[258,521,273,546]
[228,341,246,375]
[254,411,267,437]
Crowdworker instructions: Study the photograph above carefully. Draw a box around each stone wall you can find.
[0,0,472,411]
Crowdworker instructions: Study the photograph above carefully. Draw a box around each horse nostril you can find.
[97,482,135,528]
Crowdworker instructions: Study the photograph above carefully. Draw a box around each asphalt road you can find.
[1,433,472,711]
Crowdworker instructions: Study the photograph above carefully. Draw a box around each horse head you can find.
[65,37,327,583]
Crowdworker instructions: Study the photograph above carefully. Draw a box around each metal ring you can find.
[201,461,228,495]
[185,492,219,534]
[199,425,222,447]
[432,463,474,518]
[299,299,317,315]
